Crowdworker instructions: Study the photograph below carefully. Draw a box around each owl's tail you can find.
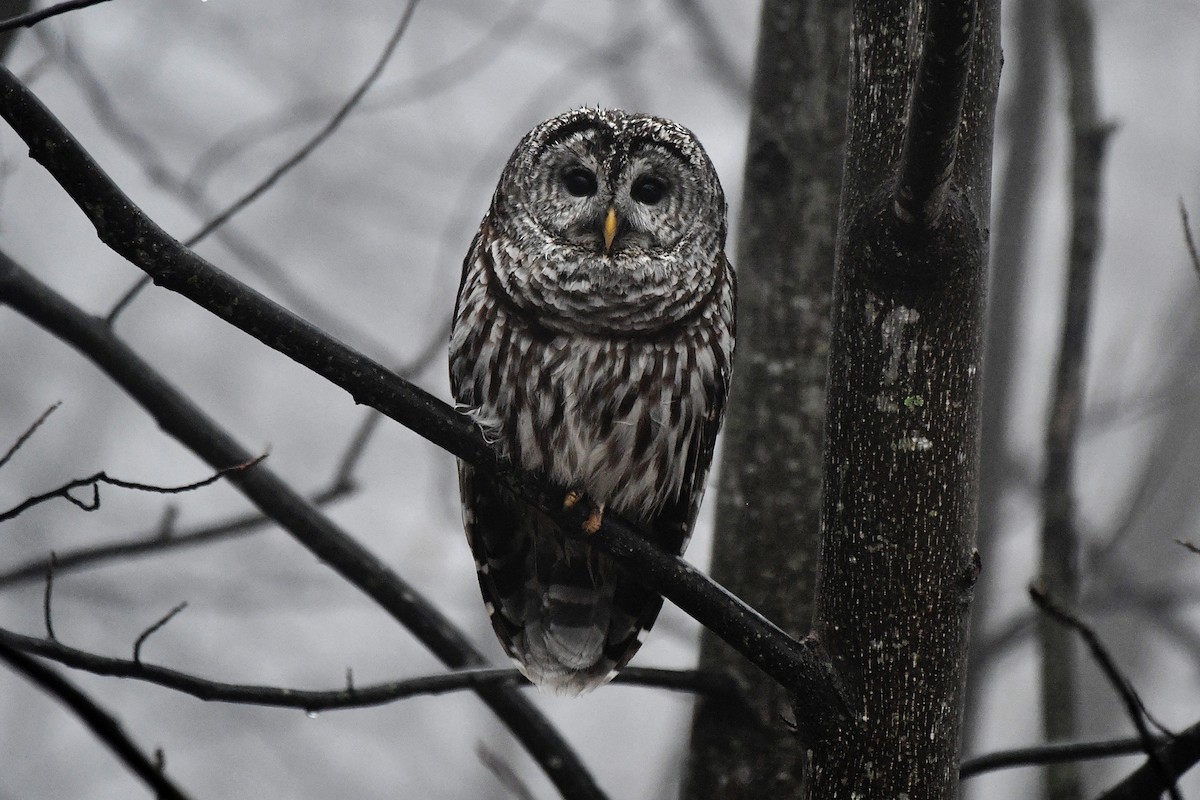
[511,525,660,696]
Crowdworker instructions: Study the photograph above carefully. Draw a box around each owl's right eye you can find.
[561,166,598,198]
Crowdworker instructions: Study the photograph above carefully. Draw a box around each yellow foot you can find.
[563,490,583,510]
[582,502,606,535]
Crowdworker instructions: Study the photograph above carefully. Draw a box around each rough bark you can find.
[684,2,850,797]
[809,1,999,797]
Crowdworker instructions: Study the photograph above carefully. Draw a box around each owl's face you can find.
[483,108,727,335]
[517,119,712,254]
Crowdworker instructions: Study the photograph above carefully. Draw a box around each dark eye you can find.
[631,175,668,205]
[561,166,598,197]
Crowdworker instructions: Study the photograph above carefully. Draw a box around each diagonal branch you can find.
[0,0,112,33]
[0,64,852,735]
[893,0,978,227]
[0,253,606,800]
[1097,719,1200,800]
[0,638,194,800]
[0,400,60,470]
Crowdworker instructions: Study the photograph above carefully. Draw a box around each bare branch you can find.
[0,485,346,588]
[182,0,420,249]
[1180,201,1200,277]
[0,400,60,469]
[1176,539,1200,556]
[960,734,1170,780]
[42,552,57,640]
[0,627,740,713]
[893,0,978,226]
[1030,585,1181,800]
[0,0,112,33]
[0,455,265,523]
[0,66,852,736]
[132,602,188,664]
[0,638,194,800]
[1098,720,1200,800]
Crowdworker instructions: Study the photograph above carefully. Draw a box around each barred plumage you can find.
[450,108,735,695]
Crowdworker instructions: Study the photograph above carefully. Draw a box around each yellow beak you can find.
[603,206,618,254]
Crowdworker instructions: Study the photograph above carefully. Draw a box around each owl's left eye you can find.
[561,166,598,197]
[631,175,668,205]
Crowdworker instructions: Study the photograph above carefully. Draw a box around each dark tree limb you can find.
[0,627,742,712]
[960,734,1170,780]
[0,254,606,800]
[0,65,852,736]
[0,0,111,33]
[1098,720,1200,800]
[1031,586,1182,800]
[0,638,194,800]
[892,0,978,227]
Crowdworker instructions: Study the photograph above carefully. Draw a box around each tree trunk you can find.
[684,2,849,797]
[809,1,1000,797]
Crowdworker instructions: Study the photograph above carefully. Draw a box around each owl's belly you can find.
[472,328,710,521]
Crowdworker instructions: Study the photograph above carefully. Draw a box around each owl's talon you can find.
[563,490,583,510]
[582,503,606,535]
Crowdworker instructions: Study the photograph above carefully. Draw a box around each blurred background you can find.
[0,1,1197,798]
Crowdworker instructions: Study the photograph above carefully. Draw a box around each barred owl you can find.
[450,107,735,695]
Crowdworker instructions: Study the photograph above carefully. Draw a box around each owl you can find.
[450,107,735,695]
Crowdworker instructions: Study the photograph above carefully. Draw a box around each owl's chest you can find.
[454,309,710,518]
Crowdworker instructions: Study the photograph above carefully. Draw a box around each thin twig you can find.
[0,400,60,469]
[1176,539,1200,556]
[0,638,194,800]
[960,733,1171,779]
[1030,585,1182,800]
[43,552,57,640]
[0,455,265,523]
[132,602,188,663]
[1180,200,1200,277]
[181,0,420,249]
[0,0,112,33]
[0,484,347,588]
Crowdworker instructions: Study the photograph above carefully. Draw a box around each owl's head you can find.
[482,108,728,334]
[494,107,726,257]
